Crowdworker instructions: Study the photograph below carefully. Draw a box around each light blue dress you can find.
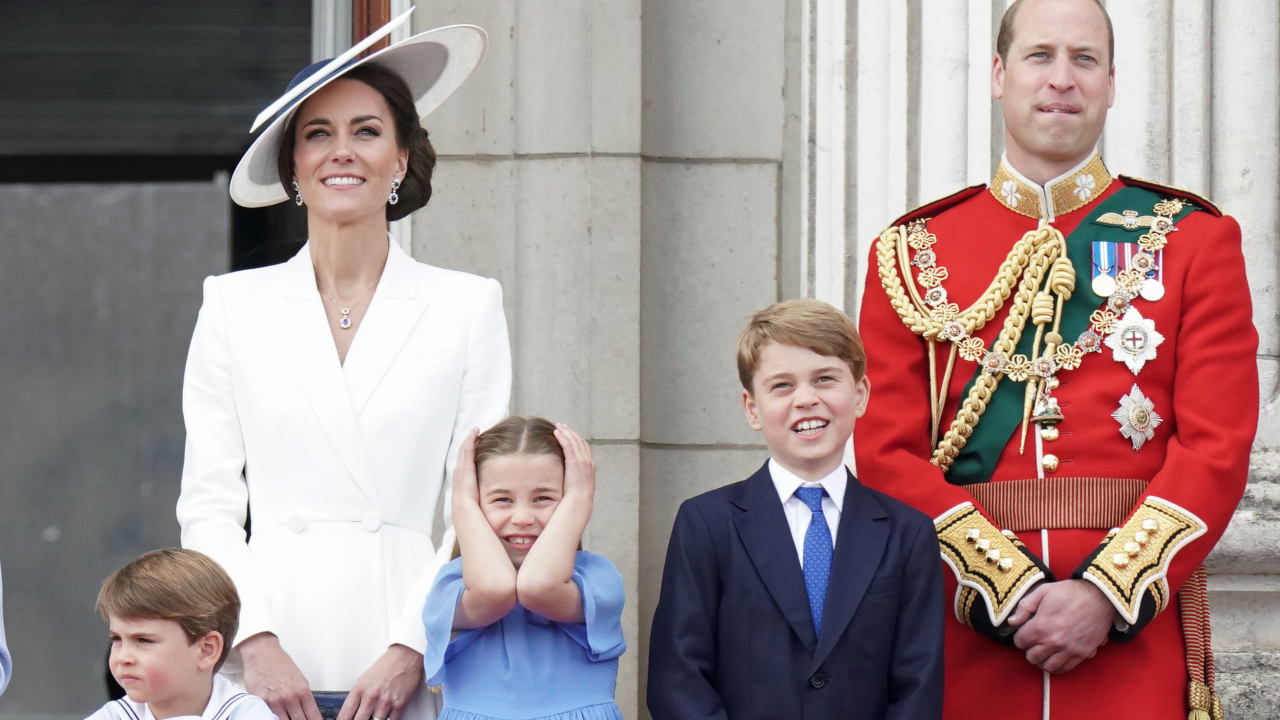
[422,552,625,720]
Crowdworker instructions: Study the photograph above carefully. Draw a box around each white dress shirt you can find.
[769,458,846,568]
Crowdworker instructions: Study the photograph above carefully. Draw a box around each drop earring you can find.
[293,180,304,207]
[389,178,401,205]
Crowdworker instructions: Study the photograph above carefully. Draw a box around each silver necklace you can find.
[317,279,379,329]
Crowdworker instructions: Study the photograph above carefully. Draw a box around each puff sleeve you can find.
[555,552,626,662]
[421,558,484,687]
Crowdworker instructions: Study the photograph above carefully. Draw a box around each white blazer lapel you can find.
[277,244,380,503]
[342,240,431,418]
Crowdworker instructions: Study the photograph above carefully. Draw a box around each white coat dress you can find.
[177,239,510,720]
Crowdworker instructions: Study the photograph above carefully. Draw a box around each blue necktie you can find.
[796,486,833,635]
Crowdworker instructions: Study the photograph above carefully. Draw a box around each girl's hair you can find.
[276,63,438,221]
[474,416,565,469]
[452,416,569,560]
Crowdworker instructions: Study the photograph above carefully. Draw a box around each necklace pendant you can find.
[339,315,353,329]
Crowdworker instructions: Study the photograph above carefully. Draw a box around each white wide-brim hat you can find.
[230,9,486,207]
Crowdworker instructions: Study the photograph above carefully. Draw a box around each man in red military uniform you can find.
[855,0,1257,718]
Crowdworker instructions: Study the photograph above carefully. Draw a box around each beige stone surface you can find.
[640,0,786,159]
[514,0,591,154]
[586,443,641,720]
[412,159,517,288]
[1217,652,1280,720]
[412,0,517,156]
[590,0,642,153]
[640,161,780,446]
[588,158,644,439]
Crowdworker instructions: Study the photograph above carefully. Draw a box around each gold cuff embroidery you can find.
[1082,496,1207,625]
[936,502,1045,626]
[955,586,979,628]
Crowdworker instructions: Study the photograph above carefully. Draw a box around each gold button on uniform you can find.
[1039,425,1060,442]
[1041,454,1060,473]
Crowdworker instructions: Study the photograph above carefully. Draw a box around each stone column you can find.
[637,0,808,715]
[403,1,643,715]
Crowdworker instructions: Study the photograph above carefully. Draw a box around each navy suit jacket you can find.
[647,462,944,720]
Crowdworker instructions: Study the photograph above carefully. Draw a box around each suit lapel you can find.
[276,244,379,504]
[342,240,431,418]
[731,463,818,650]
[810,471,890,673]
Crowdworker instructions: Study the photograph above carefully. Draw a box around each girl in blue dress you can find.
[422,417,625,720]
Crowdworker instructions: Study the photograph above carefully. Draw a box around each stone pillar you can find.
[637,0,807,716]
[403,1,643,715]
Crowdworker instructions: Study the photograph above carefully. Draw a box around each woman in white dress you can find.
[177,17,507,720]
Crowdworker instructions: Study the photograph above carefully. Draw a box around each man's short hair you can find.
[996,0,1115,67]
[96,548,240,671]
[737,298,867,391]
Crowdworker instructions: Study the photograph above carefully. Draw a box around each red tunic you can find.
[855,161,1257,719]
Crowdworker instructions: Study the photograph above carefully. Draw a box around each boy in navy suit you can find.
[648,299,944,720]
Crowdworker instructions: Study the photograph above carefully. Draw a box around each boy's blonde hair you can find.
[736,298,867,391]
[96,548,240,671]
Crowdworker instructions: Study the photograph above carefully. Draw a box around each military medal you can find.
[1104,307,1164,374]
[1113,384,1162,450]
[883,193,1185,470]
[1091,241,1118,297]
[1137,249,1165,300]
[1121,243,1165,301]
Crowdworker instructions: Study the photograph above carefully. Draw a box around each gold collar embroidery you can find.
[990,150,1112,221]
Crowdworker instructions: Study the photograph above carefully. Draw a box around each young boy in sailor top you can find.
[87,549,275,720]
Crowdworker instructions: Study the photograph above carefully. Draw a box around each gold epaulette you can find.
[935,502,1045,626]
[1119,175,1222,217]
[1081,496,1208,624]
[887,184,987,230]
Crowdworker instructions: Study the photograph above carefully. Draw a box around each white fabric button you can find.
[287,515,305,534]
[362,512,382,532]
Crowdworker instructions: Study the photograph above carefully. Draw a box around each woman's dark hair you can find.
[276,63,437,221]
